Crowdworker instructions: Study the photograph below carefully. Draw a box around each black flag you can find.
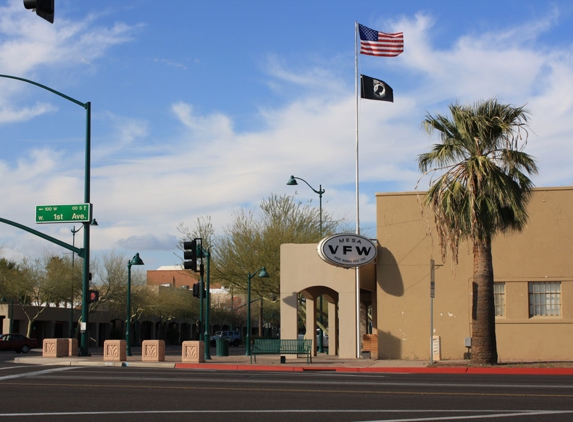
[360,74,393,102]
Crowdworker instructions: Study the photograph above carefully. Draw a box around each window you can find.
[529,282,561,317]
[494,282,505,317]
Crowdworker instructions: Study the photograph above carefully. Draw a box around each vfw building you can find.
[280,187,573,362]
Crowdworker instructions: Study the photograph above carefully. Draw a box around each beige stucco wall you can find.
[376,187,573,362]
[280,243,376,359]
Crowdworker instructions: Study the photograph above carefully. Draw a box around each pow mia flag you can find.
[360,74,393,102]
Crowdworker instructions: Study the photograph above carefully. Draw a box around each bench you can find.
[250,339,313,364]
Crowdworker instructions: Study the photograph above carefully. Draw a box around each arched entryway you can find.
[298,286,338,356]
[280,243,377,359]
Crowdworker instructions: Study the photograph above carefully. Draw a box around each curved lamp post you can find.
[245,267,269,356]
[126,253,144,356]
[287,175,325,236]
[287,175,326,352]
[71,219,98,267]
[0,74,92,356]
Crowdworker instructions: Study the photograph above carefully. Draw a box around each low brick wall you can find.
[181,341,205,363]
[362,334,378,359]
[142,340,165,362]
[103,340,126,362]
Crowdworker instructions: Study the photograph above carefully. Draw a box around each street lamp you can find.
[69,219,98,338]
[287,175,325,236]
[0,74,92,357]
[71,220,98,267]
[245,267,269,356]
[126,253,144,357]
[287,175,326,352]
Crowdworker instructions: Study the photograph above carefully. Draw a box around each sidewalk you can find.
[14,348,429,370]
[12,347,573,375]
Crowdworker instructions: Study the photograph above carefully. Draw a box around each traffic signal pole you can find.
[184,238,208,349]
[203,249,211,360]
[0,74,92,356]
[199,269,204,344]
[0,218,82,256]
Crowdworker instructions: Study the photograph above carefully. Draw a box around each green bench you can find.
[251,339,313,364]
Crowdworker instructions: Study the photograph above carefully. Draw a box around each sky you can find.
[1,0,573,270]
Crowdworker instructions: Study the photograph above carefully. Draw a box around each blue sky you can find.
[1,0,573,269]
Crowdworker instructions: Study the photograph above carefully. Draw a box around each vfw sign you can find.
[317,233,377,268]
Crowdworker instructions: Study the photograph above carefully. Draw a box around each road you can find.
[2,354,573,421]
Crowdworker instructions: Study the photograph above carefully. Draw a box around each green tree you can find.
[183,194,338,298]
[418,99,537,365]
[44,256,82,308]
[144,286,198,343]
[214,193,337,298]
[178,194,340,330]
[0,257,23,302]
[16,254,79,337]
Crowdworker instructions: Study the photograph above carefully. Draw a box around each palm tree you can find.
[418,99,538,364]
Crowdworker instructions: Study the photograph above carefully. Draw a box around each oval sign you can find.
[317,233,377,268]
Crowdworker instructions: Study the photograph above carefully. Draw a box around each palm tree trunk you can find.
[471,238,498,364]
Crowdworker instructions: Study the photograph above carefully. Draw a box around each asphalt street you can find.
[2,353,573,421]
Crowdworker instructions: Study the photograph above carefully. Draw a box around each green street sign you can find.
[36,204,92,224]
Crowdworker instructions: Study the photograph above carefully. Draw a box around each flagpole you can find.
[354,21,361,359]
[354,22,403,360]
[354,22,360,236]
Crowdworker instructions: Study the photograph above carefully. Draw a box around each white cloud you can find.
[0,101,58,123]
[1,5,573,266]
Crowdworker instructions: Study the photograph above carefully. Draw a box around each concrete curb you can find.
[13,357,177,368]
[13,355,573,375]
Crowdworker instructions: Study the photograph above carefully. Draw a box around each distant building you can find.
[145,266,243,336]
[146,265,197,289]
[146,266,232,303]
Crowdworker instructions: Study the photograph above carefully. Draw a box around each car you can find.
[210,330,242,347]
[0,333,38,353]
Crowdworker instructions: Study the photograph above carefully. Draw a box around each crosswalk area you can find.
[0,362,75,381]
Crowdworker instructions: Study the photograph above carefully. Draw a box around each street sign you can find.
[36,203,92,224]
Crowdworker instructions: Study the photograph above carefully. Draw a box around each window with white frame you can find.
[494,282,505,317]
[529,282,561,317]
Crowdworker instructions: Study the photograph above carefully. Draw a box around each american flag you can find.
[358,23,404,57]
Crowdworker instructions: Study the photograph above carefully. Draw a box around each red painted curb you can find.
[466,367,573,375]
[174,363,573,375]
[236,365,304,372]
[356,367,469,374]
[175,363,238,370]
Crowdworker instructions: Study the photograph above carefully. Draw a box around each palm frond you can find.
[418,99,537,262]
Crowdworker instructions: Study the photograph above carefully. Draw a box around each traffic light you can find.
[23,0,54,23]
[192,283,206,299]
[88,290,99,303]
[183,240,198,272]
